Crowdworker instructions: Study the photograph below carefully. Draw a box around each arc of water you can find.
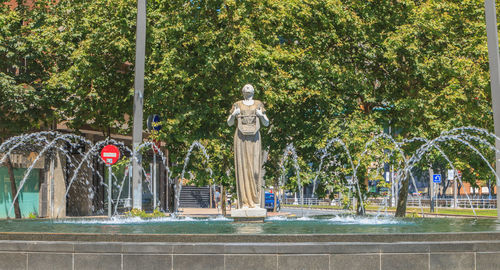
[454,133,497,154]
[55,139,133,218]
[54,142,103,218]
[0,131,56,152]
[399,133,500,218]
[0,132,56,165]
[5,132,104,217]
[436,135,500,216]
[443,137,499,182]
[175,141,213,214]
[134,141,171,177]
[443,126,500,142]
[405,136,469,216]
[430,140,477,216]
[113,161,133,215]
[279,144,302,213]
[311,147,332,197]
[352,133,425,216]
[56,135,104,211]
[374,134,425,216]
[392,137,443,216]
[319,138,365,214]
[7,133,80,217]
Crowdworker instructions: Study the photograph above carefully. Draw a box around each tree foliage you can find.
[1,0,498,215]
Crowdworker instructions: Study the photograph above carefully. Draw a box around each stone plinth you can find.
[231,207,266,222]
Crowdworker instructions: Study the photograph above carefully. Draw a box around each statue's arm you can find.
[257,102,269,127]
[259,114,269,127]
[227,103,239,126]
[227,114,235,126]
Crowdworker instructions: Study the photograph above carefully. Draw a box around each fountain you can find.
[0,127,498,219]
[1,127,500,269]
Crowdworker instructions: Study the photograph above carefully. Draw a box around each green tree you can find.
[0,2,60,218]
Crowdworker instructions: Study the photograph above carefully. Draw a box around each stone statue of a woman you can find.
[227,84,269,218]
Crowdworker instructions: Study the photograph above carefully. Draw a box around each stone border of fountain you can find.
[0,232,499,269]
[1,231,500,242]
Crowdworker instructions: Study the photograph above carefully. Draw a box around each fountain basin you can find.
[0,216,499,269]
[0,215,499,234]
[0,231,498,270]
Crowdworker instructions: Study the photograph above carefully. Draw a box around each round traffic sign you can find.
[152,115,162,131]
[100,145,120,165]
[147,114,162,132]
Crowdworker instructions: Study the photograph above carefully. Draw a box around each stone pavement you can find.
[178,207,290,217]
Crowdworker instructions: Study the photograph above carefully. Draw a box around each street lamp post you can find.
[484,0,500,218]
[132,0,147,210]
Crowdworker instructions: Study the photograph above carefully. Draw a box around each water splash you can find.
[1,127,498,220]
[328,215,407,225]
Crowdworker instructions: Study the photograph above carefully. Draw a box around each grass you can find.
[283,204,498,217]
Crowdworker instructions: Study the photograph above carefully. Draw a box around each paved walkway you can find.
[178,207,290,217]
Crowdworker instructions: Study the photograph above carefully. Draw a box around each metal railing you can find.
[406,198,497,209]
[283,197,497,209]
[284,197,331,206]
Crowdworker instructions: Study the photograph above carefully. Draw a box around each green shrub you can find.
[125,208,167,218]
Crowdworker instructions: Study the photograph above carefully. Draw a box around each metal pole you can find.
[108,166,112,218]
[49,157,55,218]
[128,166,132,203]
[301,185,304,217]
[429,166,434,213]
[453,176,458,208]
[435,182,438,211]
[153,153,157,210]
[388,122,393,207]
[132,0,147,210]
[390,165,394,207]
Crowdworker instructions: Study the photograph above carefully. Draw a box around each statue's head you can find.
[242,84,254,99]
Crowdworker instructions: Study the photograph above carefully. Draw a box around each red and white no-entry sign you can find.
[100,145,120,165]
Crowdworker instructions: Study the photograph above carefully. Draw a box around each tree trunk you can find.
[221,185,226,216]
[209,183,213,208]
[5,156,21,219]
[355,178,366,215]
[273,187,278,212]
[395,172,410,217]
[356,194,365,215]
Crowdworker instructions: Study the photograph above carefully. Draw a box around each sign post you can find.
[101,145,121,218]
[433,174,441,211]
[447,170,457,208]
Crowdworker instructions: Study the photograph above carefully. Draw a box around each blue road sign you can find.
[433,174,441,183]
[147,114,162,132]
[152,115,162,131]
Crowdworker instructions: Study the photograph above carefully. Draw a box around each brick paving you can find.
[178,207,290,217]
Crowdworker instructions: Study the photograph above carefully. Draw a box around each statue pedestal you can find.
[231,207,266,222]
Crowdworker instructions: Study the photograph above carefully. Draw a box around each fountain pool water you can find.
[0,215,498,234]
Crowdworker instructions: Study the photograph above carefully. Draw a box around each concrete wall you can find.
[0,238,498,270]
[40,151,94,218]
[41,153,66,218]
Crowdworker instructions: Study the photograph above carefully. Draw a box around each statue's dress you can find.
[231,100,265,208]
